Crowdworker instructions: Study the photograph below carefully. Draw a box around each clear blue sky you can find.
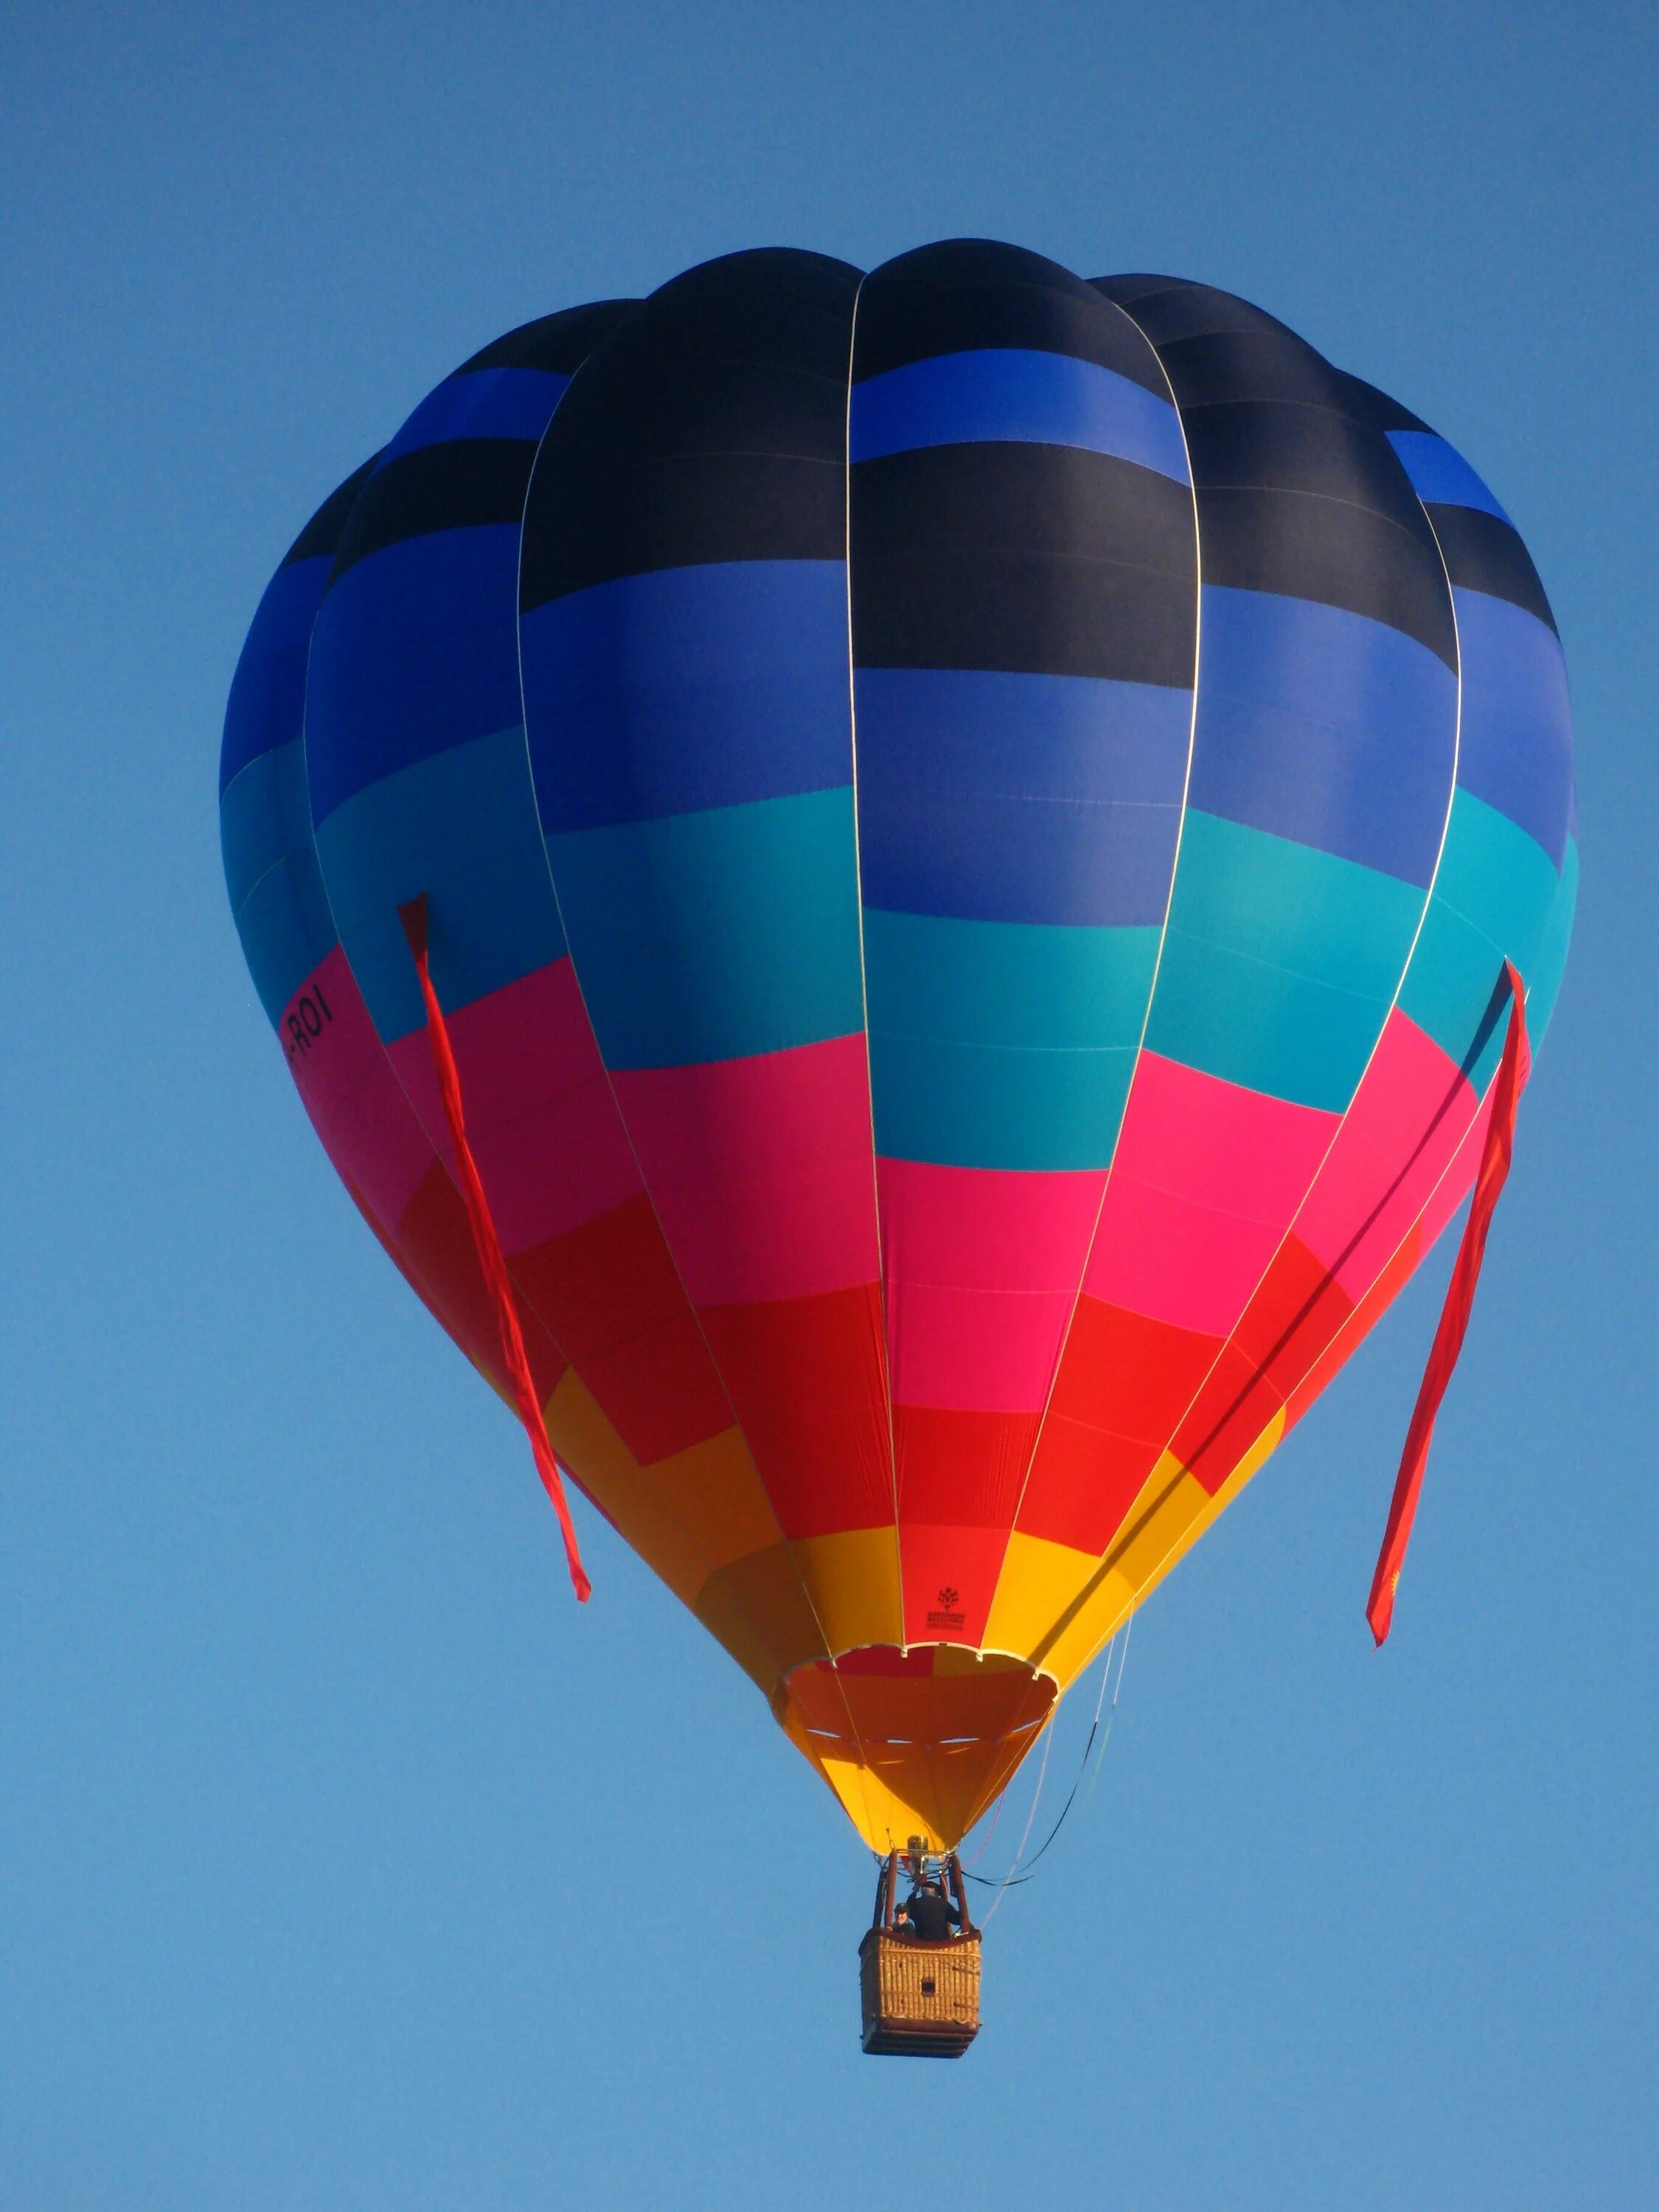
[4,4,1654,2205]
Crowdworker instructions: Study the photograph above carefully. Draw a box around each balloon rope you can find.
[399,894,591,1603]
[968,1618,1133,1902]
[1368,961,1527,1645]
[977,1708,1057,1926]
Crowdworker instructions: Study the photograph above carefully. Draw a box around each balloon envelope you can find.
[221,243,1576,1851]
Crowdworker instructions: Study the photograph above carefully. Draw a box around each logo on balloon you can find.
[928,1586,966,1632]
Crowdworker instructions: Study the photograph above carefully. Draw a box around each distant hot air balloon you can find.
[222,243,1575,1928]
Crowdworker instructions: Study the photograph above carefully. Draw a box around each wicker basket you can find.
[859,1928,981,2057]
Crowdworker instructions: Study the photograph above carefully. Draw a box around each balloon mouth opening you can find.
[774,1644,1057,1852]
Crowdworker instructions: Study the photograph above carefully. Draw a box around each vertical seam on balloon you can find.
[1088,390,1469,1583]
[510,353,875,1779]
[981,290,1204,1663]
[843,268,908,1651]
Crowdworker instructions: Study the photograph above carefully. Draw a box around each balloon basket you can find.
[859,1928,981,2056]
[859,1849,980,2057]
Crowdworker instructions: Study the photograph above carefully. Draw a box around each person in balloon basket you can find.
[895,1865,963,1944]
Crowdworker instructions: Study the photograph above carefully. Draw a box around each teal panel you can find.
[546,786,864,1070]
[314,724,566,1044]
[1399,790,1562,1087]
[221,737,338,1024]
[234,852,338,1029]
[863,908,1159,1168]
[1146,810,1425,1110]
[220,740,308,914]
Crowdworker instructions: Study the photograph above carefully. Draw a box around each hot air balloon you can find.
[221,243,1576,2051]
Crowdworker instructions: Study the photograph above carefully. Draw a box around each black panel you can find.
[858,240,1169,396]
[280,456,379,568]
[1342,372,1432,436]
[1151,331,1371,416]
[851,444,1195,684]
[453,298,639,376]
[521,248,860,610]
[1096,275,1456,666]
[1183,399,1441,549]
[1091,276,1298,346]
[1426,503,1558,633]
[1197,487,1458,667]
[328,439,535,581]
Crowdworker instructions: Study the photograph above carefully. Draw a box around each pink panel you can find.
[1088,1175,1289,1335]
[1083,1054,1340,1335]
[888,1282,1078,1411]
[285,946,434,1231]
[1294,1009,1478,1298]
[611,1034,880,1306]
[1109,1051,1338,1214]
[386,956,642,1252]
[877,1161,1102,1292]
[877,1162,1102,1412]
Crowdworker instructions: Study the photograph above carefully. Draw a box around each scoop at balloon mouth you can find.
[775,1645,1058,1853]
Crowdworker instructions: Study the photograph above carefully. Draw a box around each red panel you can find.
[1046,1295,1221,1443]
[1286,1222,1423,1431]
[395,1158,567,1408]
[508,1191,734,1464]
[1012,1411,1169,1557]
[897,1521,1014,1650]
[512,1191,692,1360]
[699,1285,892,1540]
[1172,1340,1278,1495]
[1240,1237,1353,1398]
[894,1405,1040,1529]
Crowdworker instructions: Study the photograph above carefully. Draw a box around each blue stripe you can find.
[850,348,1189,483]
[863,908,1157,1169]
[219,557,328,792]
[1451,588,1573,869]
[1387,431,1512,524]
[853,667,1191,926]
[314,726,566,1043]
[545,790,863,1070]
[1186,587,1457,888]
[375,368,569,465]
[522,561,852,832]
[305,526,524,824]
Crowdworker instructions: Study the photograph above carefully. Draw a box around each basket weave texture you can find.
[859,1930,981,2055]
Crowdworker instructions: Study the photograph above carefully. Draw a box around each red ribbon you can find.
[399,895,591,1603]
[1367,961,1528,1645]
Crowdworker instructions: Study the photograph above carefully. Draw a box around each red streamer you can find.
[399,895,591,1603]
[1367,961,1528,1646]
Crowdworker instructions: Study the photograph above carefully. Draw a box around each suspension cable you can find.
[965,1615,1133,1898]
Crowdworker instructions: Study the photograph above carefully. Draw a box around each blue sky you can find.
[4,4,1654,2205]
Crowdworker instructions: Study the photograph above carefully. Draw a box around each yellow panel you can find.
[788,1525,904,1655]
[695,1540,828,1691]
[647,1424,781,1573]
[981,1530,1102,1663]
[540,1369,706,1607]
[810,1748,948,1855]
